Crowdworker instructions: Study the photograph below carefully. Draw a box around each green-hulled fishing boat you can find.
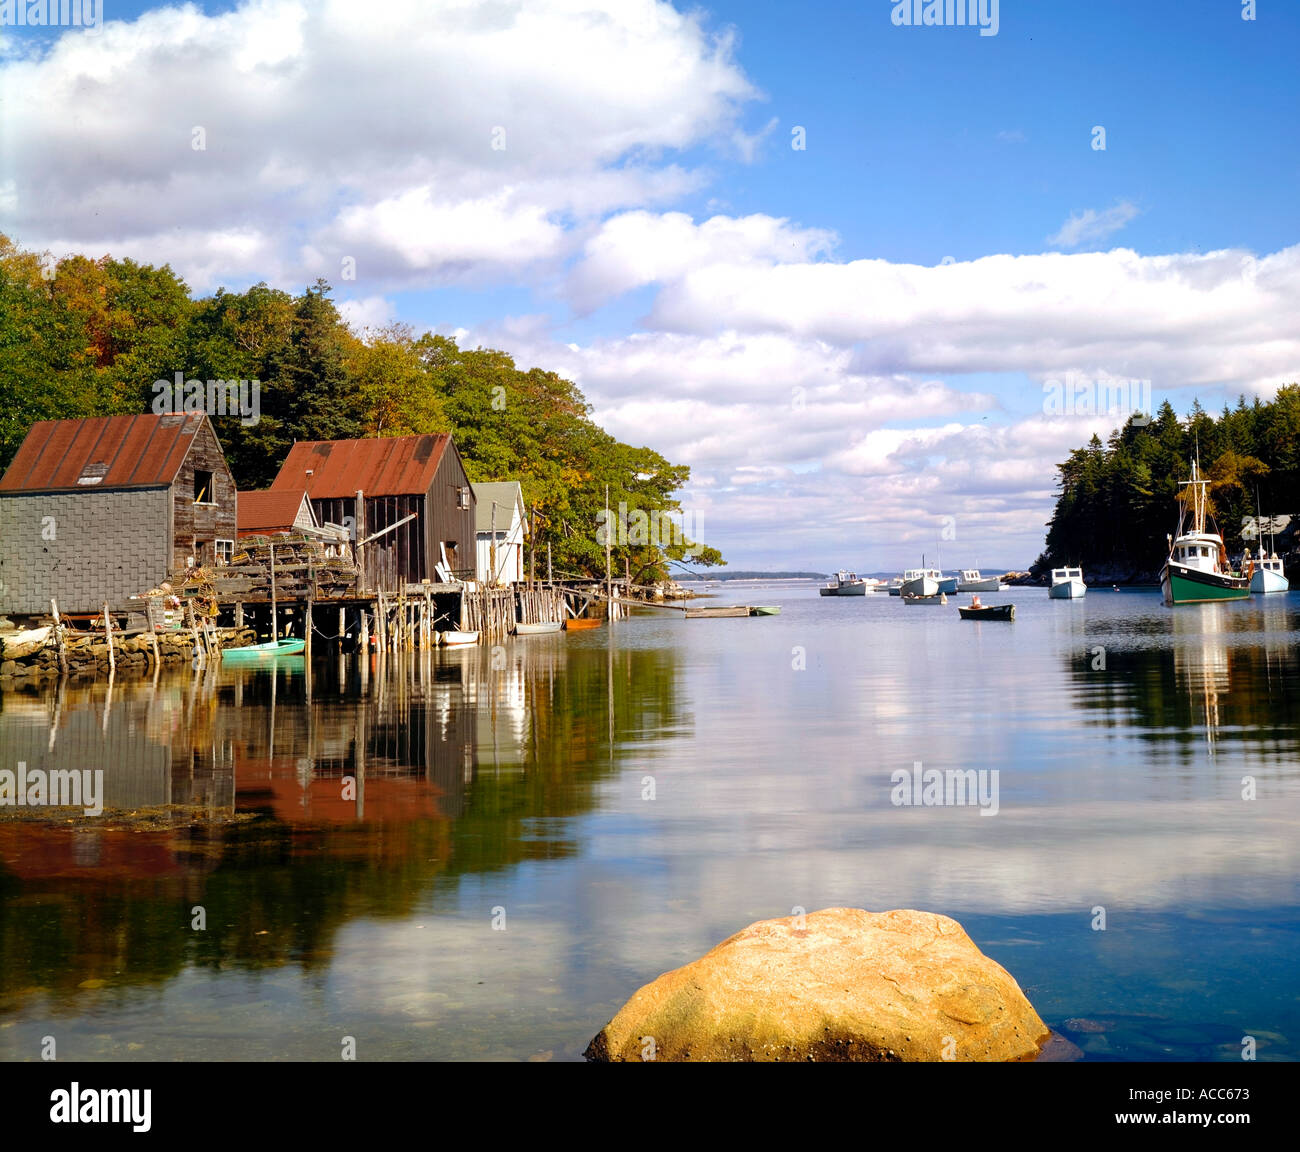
[221,638,306,661]
[1159,460,1250,606]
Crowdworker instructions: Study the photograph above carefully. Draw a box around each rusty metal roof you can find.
[0,413,210,493]
[271,435,452,498]
[237,489,313,532]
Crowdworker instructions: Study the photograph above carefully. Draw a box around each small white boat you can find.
[515,621,563,635]
[1049,567,1087,599]
[440,630,479,646]
[903,592,948,606]
[1249,553,1288,594]
[819,571,867,596]
[957,569,1002,593]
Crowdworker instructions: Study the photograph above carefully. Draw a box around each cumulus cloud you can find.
[0,0,756,290]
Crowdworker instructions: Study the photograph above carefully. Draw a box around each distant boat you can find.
[957,569,1001,593]
[958,600,1015,621]
[819,570,867,596]
[515,621,563,635]
[1159,460,1250,606]
[1049,567,1087,599]
[221,637,305,660]
[1250,553,1289,594]
[440,630,479,646]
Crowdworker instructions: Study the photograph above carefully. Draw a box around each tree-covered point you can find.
[1034,391,1300,579]
[0,236,723,582]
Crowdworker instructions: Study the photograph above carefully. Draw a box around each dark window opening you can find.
[194,470,215,504]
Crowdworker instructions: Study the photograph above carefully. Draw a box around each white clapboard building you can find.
[474,481,527,585]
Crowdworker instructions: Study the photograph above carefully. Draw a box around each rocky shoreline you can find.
[0,626,258,682]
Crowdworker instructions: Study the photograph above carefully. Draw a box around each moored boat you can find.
[221,637,306,660]
[1249,553,1289,594]
[899,567,941,598]
[819,570,867,596]
[515,621,563,635]
[564,617,603,630]
[749,605,781,616]
[957,569,1002,593]
[958,601,1014,621]
[1049,567,1086,599]
[902,592,948,605]
[1159,461,1250,606]
[440,630,479,646]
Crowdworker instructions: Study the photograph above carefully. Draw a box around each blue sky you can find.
[3,1,1299,570]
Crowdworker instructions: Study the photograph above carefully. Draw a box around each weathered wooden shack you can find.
[270,434,475,591]
[0,413,237,618]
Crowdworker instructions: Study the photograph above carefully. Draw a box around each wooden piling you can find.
[50,598,68,675]
[304,595,313,662]
[101,603,116,672]
[269,543,279,642]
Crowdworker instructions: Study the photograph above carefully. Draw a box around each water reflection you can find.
[0,637,685,1010]
[1066,598,1300,766]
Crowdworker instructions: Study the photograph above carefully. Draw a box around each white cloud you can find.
[0,0,756,291]
[1048,200,1140,248]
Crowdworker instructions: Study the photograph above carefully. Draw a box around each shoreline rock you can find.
[586,907,1050,1062]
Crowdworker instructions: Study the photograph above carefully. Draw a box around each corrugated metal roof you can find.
[270,435,452,498]
[237,489,314,532]
[0,414,208,493]
[474,482,525,533]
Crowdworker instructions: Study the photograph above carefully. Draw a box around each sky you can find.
[2,0,1299,572]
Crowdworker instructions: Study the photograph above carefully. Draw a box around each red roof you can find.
[237,489,312,532]
[270,435,451,498]
[0,414,210,493]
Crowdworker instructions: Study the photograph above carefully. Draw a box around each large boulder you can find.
[586,907,1049,1062]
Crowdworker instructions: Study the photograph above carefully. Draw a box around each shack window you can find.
[457,486,471,509]
[194,470,215,504]
[215,539,234,564]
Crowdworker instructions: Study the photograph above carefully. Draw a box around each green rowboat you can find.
[221,638,306,660]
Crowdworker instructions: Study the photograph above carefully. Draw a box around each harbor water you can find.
[1,583,1297,1061]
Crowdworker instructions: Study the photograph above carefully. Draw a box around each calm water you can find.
[2,583,1298,1061]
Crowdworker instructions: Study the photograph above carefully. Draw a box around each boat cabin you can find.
[1169,533,1224,574]
[1051,567,1084,581]
[902,568,942,581]
[960,569,982,583]
[1250,551,1285,575]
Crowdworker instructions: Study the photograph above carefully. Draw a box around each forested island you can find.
[1034,391,1300,582]
[0,236,722,584]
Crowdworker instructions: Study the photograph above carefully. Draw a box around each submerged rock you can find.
[585,907,1049,1062]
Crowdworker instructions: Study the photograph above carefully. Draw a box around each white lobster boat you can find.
[899,567,941,598]
[1249,553,1288,594]
[957,569,1001,593]
[1049,567,1086,599]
